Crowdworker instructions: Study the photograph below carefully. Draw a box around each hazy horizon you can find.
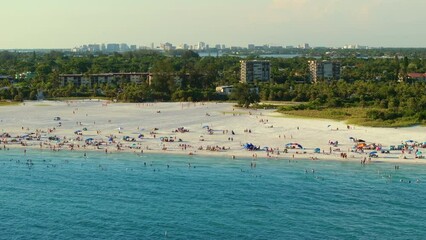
[2,0,426,49]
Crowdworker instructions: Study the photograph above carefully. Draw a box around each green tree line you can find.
[1,49,426,119]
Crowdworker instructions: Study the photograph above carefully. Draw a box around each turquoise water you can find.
[1,149,425,239]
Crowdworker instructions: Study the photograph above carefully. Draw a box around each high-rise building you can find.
[240,60,271,84]
[197,42,206,50]
[88,44,101,52]
[160,42,174,51]
[120,43,129,51]
[106,43,120,52]
[308,60,341,83]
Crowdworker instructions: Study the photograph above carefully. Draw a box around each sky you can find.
[1,0,426,49]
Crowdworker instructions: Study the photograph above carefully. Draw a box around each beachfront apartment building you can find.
[240,60,271,84]
[308,60,341,83]
[60,73,150,87]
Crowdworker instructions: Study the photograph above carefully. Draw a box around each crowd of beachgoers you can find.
[1,99,426,164]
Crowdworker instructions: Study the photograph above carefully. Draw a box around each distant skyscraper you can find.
[88,44,101,52]
[248,44,255,50]
[299,43,311,49]
[308,60,341,83]
[120,43,129,51]
[240,60,271,84]
[197,42,205,50]
[160,42,174,51]
[106,43,120,52]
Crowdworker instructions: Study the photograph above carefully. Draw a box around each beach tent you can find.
[369,151,378,157]
[314,148,321,153]
[243,143,254,149]
[285,143,303,149]
[243,143,259,151]
[85,138,94,143]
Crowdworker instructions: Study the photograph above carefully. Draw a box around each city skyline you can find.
[1,0,426,49]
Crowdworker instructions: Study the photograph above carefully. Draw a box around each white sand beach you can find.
[1,100,425,164]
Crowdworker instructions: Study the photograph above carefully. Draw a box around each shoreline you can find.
[5,144,426,166]
[1,100,426,165]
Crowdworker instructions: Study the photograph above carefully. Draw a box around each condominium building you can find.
[240,60,271,84]
[308,60,341,83]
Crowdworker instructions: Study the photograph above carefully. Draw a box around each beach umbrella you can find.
[405,140,415,143]
[416,151,423,156]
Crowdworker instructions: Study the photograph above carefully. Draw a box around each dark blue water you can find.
[1,149,425,239]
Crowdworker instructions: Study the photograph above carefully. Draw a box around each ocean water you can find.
[0,149,425,239]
